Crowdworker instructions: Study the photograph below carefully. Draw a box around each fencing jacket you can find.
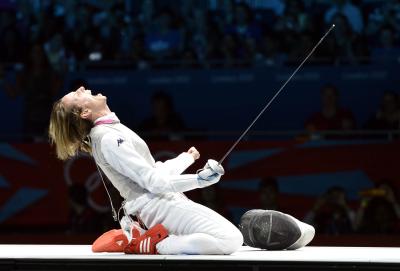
[89,113,200,213]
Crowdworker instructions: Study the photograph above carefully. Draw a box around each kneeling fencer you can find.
[49,86,314,255]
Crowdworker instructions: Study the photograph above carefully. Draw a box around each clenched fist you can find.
[187,147,200,160]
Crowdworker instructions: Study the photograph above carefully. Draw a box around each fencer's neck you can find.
[93,111,119,127]
[91,106,112,123]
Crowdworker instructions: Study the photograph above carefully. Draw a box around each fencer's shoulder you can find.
[100,132,127,148]
[91,124,123,140]
[90,125,132,154]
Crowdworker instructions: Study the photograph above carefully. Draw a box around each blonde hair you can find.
[48,100,93,160]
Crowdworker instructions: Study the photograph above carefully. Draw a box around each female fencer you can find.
[49,86,243,255]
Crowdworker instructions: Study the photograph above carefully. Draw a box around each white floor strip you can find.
[0,245,399,263]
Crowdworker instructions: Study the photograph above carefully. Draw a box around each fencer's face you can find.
[61,86,107,119]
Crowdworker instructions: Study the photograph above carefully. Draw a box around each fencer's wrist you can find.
[180,152,195,164]
[189,151,200,160]
[197,174,221,188]
[196,159,224,188]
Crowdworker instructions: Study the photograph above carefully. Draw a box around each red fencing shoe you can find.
[92,229,128,253]
[124,224,168,254]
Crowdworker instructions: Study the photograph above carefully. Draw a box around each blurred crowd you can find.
[135,85,400,141]
[297,179,400,235]
[305,85,400,135]
[1,0,400,72]
[234,177,400,235]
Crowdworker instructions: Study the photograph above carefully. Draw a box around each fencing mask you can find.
[238,209,315,250]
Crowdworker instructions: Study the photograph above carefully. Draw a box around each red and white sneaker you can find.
[92,229,128,253]
[120,216,146,240]
[124,224,168,254]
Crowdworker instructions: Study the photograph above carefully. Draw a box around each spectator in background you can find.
[203,11,224,68]
[324,13,368,66]
[225,2,262,42]
[219,33,240,68]
[138,90,187,141]
[64,4,96,61]
[273,0,316,65]
[128,34,152,70]
[0,23,25,63]
[241,35,259,67]
[44,33,67,73]
[138,0,154,33]
[259,177,280,211]
[222,2,262,67]
[370,26,400,65]
[8,44,61,139]
[356,181,400,234]
[365,1,400,39]
[364,91,400,130]
[304,186,355,235]
[324,0,364,33]
[274,0,311,35]
[231,2,262,65]
[306,84,356,133]
[145,8,183,63]
[356,197,398,234]
[182,5,208,65]
[255,31,285,66]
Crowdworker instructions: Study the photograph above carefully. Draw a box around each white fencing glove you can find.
[197,159,225,188]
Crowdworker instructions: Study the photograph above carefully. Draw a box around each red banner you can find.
[0,140,399,227]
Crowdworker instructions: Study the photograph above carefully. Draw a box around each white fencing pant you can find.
[137,193,243,255]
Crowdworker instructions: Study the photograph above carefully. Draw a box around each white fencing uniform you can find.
[89,113,243,255]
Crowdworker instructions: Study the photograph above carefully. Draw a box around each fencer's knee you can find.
[219,226,243,254]
[230,226,244,250]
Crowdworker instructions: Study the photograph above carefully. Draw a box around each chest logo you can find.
[117,138,124,147]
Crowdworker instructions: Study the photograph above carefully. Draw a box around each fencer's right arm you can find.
[100,134,222,193]
[154,147,199,175]
[154,152,194,175]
